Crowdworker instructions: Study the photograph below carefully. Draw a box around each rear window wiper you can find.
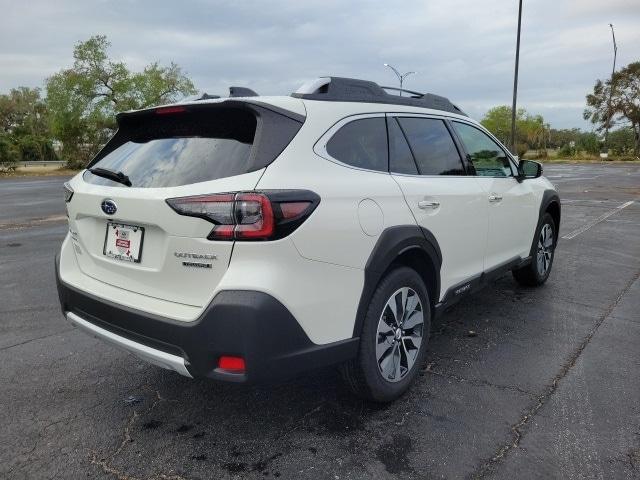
[88,167,132,187]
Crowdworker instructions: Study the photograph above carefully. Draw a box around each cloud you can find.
[0,0,638,129]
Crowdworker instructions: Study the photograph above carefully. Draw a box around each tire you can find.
[341,266,431,402]
[513,212,557,286]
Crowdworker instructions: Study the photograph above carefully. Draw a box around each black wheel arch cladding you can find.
[528,190,561,257]
[352,225,442,338]
[540,190,561,236]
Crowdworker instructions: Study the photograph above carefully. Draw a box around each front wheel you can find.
[513,213,556,286]
[340,266,431,402]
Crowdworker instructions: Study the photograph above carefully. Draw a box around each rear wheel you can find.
[341,266,431,402]
[513,213,556,286]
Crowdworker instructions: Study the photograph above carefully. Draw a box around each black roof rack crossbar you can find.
[291,77,466,116]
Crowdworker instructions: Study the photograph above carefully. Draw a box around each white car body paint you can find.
[58,90,558,355]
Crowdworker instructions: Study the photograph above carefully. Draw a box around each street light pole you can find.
[384,64,416,96]
[604,23,618,150]
[510,0,523,154]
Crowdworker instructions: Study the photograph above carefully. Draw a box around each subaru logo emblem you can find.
[101,199,117,215]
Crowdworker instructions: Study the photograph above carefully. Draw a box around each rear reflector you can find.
[218,356,245,372]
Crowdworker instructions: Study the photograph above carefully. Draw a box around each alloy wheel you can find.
[376,287,424,382]
[536,223,554,276]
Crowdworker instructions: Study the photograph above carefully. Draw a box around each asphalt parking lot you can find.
[1,163,639,480]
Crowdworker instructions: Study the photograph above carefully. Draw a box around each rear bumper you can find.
[55,255,358,383]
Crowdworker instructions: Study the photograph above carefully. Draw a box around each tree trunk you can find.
[634,123,640,157]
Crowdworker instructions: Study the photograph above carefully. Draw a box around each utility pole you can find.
[604,23,618,151]
[383,64,416,96]
[510,0,523,154]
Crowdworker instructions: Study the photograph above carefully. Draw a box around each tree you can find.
[481,106,546,156]
[46,35,197,167]
[584,61,640,156]
[481,105,516,145]
[0,87,48,136]
[608,127,636,156]
[0,87,56,168]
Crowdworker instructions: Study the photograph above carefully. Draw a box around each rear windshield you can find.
[84,104,302,188]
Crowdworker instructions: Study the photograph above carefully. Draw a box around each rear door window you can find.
[397,117,465,176]
[326,117,388,172]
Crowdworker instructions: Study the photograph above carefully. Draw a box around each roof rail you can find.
[291,76,466,116]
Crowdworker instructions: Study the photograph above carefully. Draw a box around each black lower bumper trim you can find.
[55,255,359,383]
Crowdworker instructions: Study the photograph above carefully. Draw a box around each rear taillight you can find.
[166,190,319,241]
[234,193,274,239]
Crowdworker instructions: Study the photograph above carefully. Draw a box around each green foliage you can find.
[481,106,547,155]
[584,61,640,155]
[558,143,575,157]
[608,127,636,156]
[0,87,56,168]
[480,106,516,145]
[0,87,49,136]
[0,134,18,170]
[577,132,600,155]
[15,135,57,162]
[46,35,197,168]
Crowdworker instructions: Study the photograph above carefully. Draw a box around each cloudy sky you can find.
[2,0,639,129]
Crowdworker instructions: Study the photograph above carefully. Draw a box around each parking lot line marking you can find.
[561,200,635,240]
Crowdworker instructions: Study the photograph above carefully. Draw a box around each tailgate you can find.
[66,170,264,307]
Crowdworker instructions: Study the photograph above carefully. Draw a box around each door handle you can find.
[418,200,440,210]
[488,194,503,203]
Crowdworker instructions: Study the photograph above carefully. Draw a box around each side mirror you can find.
[518,159,542,180]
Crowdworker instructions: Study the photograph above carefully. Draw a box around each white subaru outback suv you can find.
[56,77,560,402]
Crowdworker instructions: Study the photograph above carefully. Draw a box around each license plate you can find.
[103,222,145,263]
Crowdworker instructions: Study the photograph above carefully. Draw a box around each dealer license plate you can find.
[103,222,145,263]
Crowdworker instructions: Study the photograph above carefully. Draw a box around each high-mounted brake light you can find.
[155,106,187,115]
